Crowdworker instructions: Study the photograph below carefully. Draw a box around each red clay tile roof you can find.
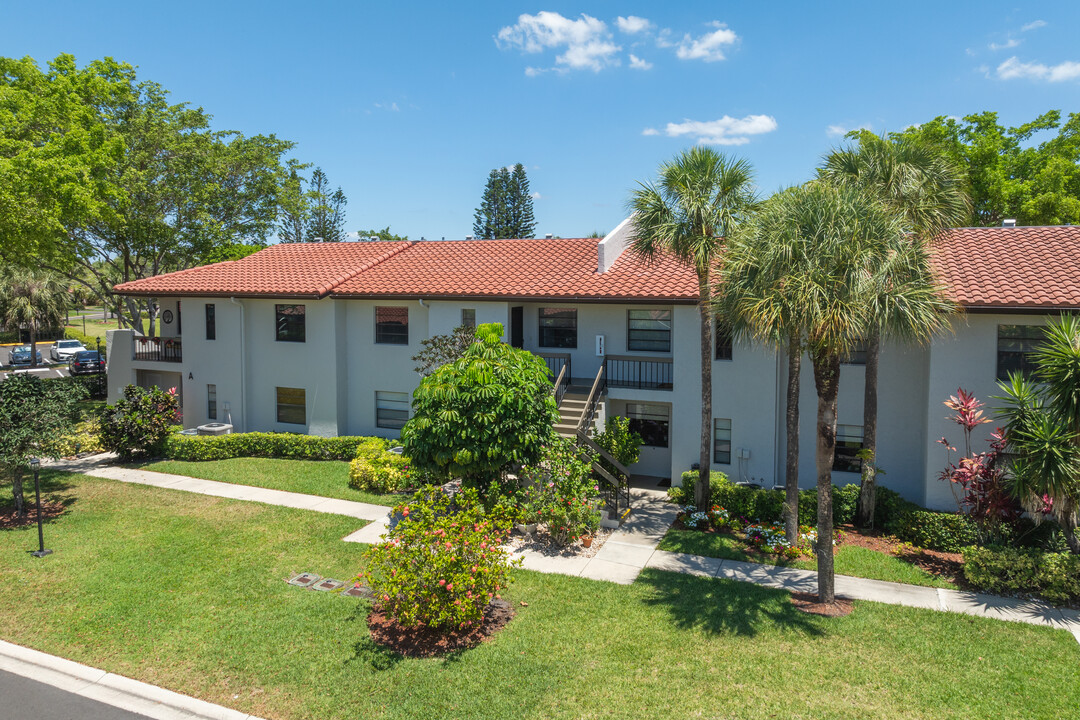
[931,226,1080,309]
[113,242,413,298]
[332,238,700,301]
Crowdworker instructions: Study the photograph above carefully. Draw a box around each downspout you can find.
[229,297,246,432]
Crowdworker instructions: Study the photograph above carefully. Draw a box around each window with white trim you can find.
[376,391,410,430]
[627,309,672,352]
[713,418,732,464]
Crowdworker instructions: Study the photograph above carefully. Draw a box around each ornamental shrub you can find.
[361,486,519,630]
[893,509,979,553]
[54,418,104,457]
[521,437,602,545]
[100,385,179,460]
[349,438,416,493]
[593,416,643,476]
[164,431,364,461]
[671,471,864,526]
[963,546,1080,603]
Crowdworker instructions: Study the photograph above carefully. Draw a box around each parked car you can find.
[69,351,105,375]
[9,345,43,366]
[51,338,87,362]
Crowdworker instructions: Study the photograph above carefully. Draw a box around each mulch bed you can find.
[367,600,515,657]
[0,501,67,530]
[789,592,854,617]
[836,525,965,585]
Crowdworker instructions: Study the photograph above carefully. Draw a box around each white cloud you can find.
[644,114,777,145]
[675,22,738,62]
[989,38,1020,51]
[374,102,400,111]
[530,191,542,200]
[629,54,653,70]
[496,11,620,73]
[997,56,1080,82]
[1021,20,1047,32]
[616,16,652,34]
[826,123,870,138]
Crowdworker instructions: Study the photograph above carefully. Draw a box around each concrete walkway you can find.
[48,454,1080,644]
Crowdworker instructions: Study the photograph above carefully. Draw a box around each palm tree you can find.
[718,191,807,545]
[629,147,757,508]
[723,181,924,604]
[0,268,69,368]
[996,314,1080,554]
[820,133,968,527]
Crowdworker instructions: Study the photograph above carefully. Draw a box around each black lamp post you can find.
[29,458,52,558]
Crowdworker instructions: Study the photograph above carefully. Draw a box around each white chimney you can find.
[1002,219,1017,228]
[465,235,474,240]
[545,233,553,239]
[597,215,635,273]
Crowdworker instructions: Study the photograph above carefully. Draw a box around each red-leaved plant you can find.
[939,388,1021,542]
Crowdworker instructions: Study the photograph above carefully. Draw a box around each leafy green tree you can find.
[412,324,476,376]
[357,226,409,242]
[722,181,916,604]
[200,242,265,265]
[401,323,559,489]
[0,374,86,519]
[893,111,1080,226]
[0,268,69,368]
[593,416,643,478]
[629,146,757,509]
[276,165,309,244]
[473,163,536,239]
[820,133,966,526]
[996,314,1080,554]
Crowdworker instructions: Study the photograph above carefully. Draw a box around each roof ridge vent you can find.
[1002,219,1017,228]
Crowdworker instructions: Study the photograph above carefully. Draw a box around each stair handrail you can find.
[552,362,568,406]
[576,431,630,480]
[576,362,606,435]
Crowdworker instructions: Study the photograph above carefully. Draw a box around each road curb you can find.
[0,640,267,720]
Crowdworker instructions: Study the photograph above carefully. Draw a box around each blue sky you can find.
[3,2,1079,241]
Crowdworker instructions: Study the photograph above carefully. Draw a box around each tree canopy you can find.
[473,163,536,239]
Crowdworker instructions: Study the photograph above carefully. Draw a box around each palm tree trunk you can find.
[1064,514,1080,555]
[856,332,880,527]
[784,335,801,545]
[697,272,713,509]
[812,349,841,605]
[29,323,38,369]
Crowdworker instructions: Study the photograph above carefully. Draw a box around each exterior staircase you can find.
[554,388,590,438]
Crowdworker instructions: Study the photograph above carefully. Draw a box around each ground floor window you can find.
[376,391,410,430]
[997,324,1046,380]
[207,384,217,420]
[276,386,306,425]
[833,424,864,473]
[626,403,670,448]
[713,418,732,464]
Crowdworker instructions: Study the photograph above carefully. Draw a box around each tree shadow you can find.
[636,568,826,638]
[0,469,78,531]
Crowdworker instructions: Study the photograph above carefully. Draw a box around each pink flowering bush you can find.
[520,437,603,545]
[360,486,520,630]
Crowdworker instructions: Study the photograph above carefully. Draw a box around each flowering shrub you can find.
[349,438,421,493]
[677,504,820,558]
[521,437,603,545]
[542,494,603,545]
[361,486,520,630]
[100,385,179,460]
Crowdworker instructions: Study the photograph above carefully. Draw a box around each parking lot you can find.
[0,341,99,380]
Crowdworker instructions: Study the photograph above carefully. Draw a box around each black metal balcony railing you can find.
[134,337,182,363]
[604,355,674,390]
[536,352,571,384]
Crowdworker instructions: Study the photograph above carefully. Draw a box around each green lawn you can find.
[659,528,956,589]
[138,456,408,507]
[0,474,1076,720]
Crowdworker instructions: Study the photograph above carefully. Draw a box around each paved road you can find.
[0,669,153,720]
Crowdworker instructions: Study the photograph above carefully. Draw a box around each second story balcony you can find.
[134,336,183,363]
[605,355,673,390]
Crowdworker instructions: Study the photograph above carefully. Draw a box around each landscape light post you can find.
[29,458,52,558]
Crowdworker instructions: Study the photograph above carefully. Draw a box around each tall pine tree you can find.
[472,163,536,239]
[305,168,348,242]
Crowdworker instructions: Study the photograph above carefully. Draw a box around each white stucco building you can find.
[106,221,1080,511]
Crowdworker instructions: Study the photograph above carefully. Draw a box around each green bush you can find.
[64,328,105,354]
[963,547,1080,603]
[520,437,602,545]
[54,418,104,456]
[349,438,415,493]
[893,509,978,553]
[671,471,862,526]
[361,486,519,630]
[164,431,365,462]
[52,373,107,399]
[101,385,179,460]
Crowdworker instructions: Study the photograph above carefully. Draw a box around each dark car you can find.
[69,351,105,375]
[9,345,43,366]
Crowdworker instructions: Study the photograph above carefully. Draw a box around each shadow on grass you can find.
[636,568,825,638]
[0,470,78,531]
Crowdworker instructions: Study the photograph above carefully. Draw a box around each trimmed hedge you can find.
[892,509,978,553]
[164,431,366,461]
[64,328,106,354]
[53,373,107,399]
[963,546,1080,603]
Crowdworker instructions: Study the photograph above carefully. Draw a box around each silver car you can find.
[51,338,87,361]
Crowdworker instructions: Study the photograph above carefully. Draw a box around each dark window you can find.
[376,391,410,430]
[375,306,409,344]
[276,387,306,425]
[539,308,577,348]
[275,304,305,343]
[205,304,216,340]
[207,384,217,420]
[715,322,733,360]
[461,309,476,328]
[997,325,1046,380]
[713,418,732,464]
[626,403,669,448]
[842,338,869,365]
[628,310,672,352]
[833,424,864,472]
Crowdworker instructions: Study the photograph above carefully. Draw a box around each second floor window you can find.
[376,306,409,344]
[205,303,216,340]
[997,324,1046,380]
[539,308,577,348]
[275,304,305,342]
[627,310,672,352]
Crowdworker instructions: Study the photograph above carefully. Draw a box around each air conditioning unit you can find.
[196,423,233,436]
